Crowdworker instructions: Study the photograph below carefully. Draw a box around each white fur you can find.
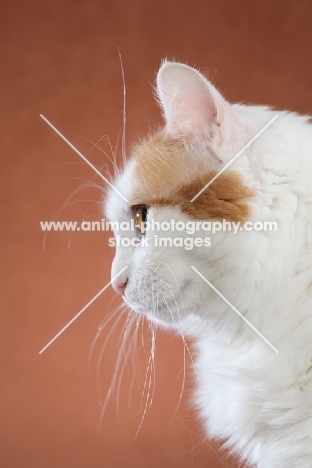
[106,62,312,467]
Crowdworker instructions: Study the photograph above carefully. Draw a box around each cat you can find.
[105,61,312,467]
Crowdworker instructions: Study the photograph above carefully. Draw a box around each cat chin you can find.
[123,298,181,329]
[123,296,204,333]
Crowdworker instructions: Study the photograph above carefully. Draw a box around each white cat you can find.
[105,61,312,467]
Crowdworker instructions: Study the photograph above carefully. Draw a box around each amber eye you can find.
[133,205,149,235]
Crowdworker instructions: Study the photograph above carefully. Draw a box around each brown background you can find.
[1,1,312,467]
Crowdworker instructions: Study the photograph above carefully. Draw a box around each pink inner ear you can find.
[156,62,222,139]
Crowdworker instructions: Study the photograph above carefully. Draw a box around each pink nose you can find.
[112,280,128,296]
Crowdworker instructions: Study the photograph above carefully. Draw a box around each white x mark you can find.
[191,266,279,353]
[39,266,128,354]
[40,114,129,203]
[190,115,278,202]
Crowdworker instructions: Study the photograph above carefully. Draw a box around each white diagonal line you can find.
[190,115,278,202]
[39,266,128,354]
[40,114,129,203]
[191,266,279,353]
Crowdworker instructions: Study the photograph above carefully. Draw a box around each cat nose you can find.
[112,279,128,296]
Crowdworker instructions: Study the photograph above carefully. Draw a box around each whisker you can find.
[118,48,127,166]
[158,269,198,381]
[95,306,128,406]
[88,302,126,368]
[161,291,186,423]
[127,314,141,408]
[148,321,157,409]
[135,341,154,438]
[140,312,149,358]
[115,312,140,418]
[156,261,187,314]
[42,183,106,249]
[97,311,140,432]
[73,134,120,177]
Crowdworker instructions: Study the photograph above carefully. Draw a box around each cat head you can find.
[105,61,283,337]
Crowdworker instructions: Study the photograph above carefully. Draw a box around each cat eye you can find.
[133,204,149,236]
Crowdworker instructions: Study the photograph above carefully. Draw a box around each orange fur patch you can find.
[130,132,254,222]
[152,172,254,222]
[132,132,218,195]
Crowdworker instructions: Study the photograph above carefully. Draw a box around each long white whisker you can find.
[118,48,127,166]
[97,312,139,432]
[157,265,198,380]
[40,114,128,202]
[148,321,156,409]
[138,326,152,414]
[161,292,186,423]
[135,345,153,438]
[157,261,187,315]
[159,278,197,379]
[42,182,106,249]
[95,307,128,406]
[140,312,149,358]
[127,313,141,408]
[73,134,120,177]
[115,313,140,412]
[88,303,126,369]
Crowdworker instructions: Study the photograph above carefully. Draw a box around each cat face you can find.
[105,62,284,333]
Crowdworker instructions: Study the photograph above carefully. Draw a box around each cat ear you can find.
[156,61,234,145]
